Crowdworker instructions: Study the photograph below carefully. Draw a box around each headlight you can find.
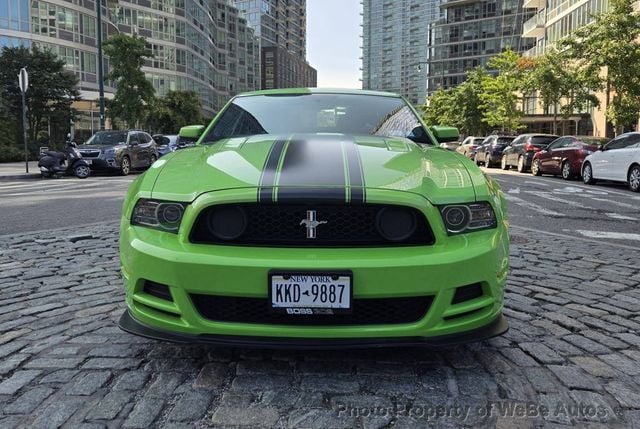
[103,148,116,157]
[439,202,496,234]
[131,199,186,233]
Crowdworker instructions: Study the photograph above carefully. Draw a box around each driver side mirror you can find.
[429,126,459,143]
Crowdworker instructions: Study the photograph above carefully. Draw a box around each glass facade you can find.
[0,0,261,120]
[362,0,443,106]
[427,0,535,95]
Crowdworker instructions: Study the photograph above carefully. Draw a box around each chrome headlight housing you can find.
[131,199,186,233]
[103,148,117,157]
[439,202,497,234]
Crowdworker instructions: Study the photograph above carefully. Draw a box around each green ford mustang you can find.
[119,88,509,348]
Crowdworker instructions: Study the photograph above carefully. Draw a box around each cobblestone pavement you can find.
[0,223,639,429]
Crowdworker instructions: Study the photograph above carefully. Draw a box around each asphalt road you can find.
[484,167,640,249]
[0,167,638,249]
[0,175,137,235]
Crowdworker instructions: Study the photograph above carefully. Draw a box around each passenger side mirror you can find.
[429,126,459,143]
[179,125,205,142]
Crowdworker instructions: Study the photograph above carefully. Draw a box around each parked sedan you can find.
[501,134,559,172]
[531,136,608,180]
[582,132,640,192]
[475,135,515,167]
[456,136,485,160]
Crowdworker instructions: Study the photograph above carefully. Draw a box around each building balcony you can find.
[523,0,546,10]
[522,12,545,38]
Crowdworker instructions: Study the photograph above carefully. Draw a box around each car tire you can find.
[74,164,91,179]
[475,155,482,166]
[561,161,574,180]
[629,165,640,192]
[120,156,131,176]
[582,162,596,185]
[149,154,157,167]
[485,154,494,168]
[531,159,542,176]
[501,156,509,170]
[517,155,527,173]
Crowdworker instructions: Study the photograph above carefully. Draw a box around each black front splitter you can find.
[118,310,508,350]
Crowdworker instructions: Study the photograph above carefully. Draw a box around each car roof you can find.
[236,87,402,98]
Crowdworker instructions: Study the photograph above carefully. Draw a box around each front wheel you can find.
[531,159,542,176]
[149,154,157,167]
[485,154,494,168]
[501,156,509,170]
[74,164,91,179]
[517,155,527,173]
[629,165,640,192]
[582,162,596,185]
[561,161,574,180]
[120,156,131,176]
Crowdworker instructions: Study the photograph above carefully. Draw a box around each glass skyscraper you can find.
[0,0,261,135]
[361,0,443,106]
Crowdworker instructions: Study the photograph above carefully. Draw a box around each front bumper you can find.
[119,189,509,345]
[82,157,120,171]
[119,309,508,349]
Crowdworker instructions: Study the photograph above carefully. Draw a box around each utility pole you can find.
[96,0,106,130]
[18,67,29,173]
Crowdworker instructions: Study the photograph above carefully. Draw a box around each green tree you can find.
[146,90,203,133]
[560,0,640,133]
[479,49,529,133]
[0,46,79,147]
[103,34,155,128]
[525,49,600,134]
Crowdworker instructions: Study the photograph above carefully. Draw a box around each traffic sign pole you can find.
[18,68,29,173]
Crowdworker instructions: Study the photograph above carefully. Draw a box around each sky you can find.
[306,0,362,89]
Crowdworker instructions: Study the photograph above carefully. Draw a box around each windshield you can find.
[202,93,433,145]
[86,131,127,145]
[473,138,484,144]
[531,136,558,145]
[580,137,608,146]
[496,137,515,144]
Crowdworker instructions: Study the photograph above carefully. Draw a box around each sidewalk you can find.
[0,161,41,180]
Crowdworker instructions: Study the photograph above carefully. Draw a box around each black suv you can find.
[475,135,516,168]
[78,130,158,175]
[501,133,559,173]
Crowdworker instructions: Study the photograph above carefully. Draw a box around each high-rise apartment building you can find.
[427,0,535,95]
[521,0,610,136]
[361,0,443,105]
[232,0,316,89]
[0,0,260,135]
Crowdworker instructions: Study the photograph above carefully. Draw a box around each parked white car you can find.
[582,132,640,192]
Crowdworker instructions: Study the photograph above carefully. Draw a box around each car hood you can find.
[150,134,477,204]
[78,144,123,151]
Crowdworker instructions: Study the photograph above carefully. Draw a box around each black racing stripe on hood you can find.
[257,138,287,203]
[277,137,346,187]
[343,137,365,204]
[276,187,347,203]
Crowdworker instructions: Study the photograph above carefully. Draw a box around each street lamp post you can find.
[96,0,105,130]
[18,67,29,173]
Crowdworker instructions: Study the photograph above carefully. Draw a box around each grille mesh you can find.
[190,203,434,247]
[190,294,434,325]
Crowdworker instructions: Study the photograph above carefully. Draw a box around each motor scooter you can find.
[38,141,91,179]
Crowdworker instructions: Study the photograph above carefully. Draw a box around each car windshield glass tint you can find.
[496,137,514,144]
[581,138,608,146]
[531,136,557,145]
[473,138,484,144]
[202,93,431,144]
[86,132,127,145]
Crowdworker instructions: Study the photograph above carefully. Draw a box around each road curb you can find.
[0,173,42,181]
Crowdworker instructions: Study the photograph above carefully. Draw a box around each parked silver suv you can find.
[78,130,158,175]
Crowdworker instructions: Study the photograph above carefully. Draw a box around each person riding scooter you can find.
[38,138,91,179]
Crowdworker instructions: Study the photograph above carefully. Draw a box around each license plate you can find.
[269,272,352,314]
[84,159,92,165]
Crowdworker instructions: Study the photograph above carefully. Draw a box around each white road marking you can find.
[524,191,590,209]
[576,230,640,241]
[590,197,640,210]
[605,213,638,221]
[503,194,565,216]
[525,180,549,186]
[513,225,640,251]
[507,188,520,194]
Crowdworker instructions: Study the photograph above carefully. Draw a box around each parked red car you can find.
[531,136,608,180]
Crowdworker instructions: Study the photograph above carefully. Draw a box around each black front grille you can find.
[190,203,435,247]
[79,150,100,158]
[190,294,434,325]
